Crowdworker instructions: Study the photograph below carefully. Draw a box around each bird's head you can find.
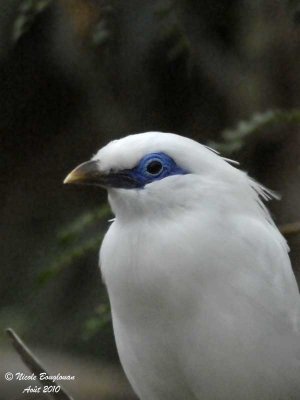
[64,131,270,220]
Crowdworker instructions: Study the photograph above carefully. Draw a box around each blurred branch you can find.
[6,328,74,400]
[209,109,300,155]
[37,205,110,287]
[155,1,191,65]
[12,0,53,44]
[287,0,300,7]
[82,303,111,340]
[37,236,102,287]
[92,20,111,47]
[91,4,115,48]
[58,206,110,245]
[280,221,300,237]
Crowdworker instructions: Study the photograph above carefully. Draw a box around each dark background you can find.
[1,1,300,399]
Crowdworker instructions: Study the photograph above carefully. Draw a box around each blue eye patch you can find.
[106,152,189,189]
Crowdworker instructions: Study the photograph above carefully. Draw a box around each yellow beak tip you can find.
[63,160,101,186]
[63,173,73,184]
[63,170,81,185]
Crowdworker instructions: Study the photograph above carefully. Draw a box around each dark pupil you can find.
[146,160,163,175]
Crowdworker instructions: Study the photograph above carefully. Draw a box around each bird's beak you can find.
[64,160,106,186]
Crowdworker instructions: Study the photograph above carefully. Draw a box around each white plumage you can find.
[66,132,300,400]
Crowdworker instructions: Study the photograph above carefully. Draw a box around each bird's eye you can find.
[146,160,163,175]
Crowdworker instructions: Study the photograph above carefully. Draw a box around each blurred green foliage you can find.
[91,4,114,48]
[58,205,110,245]
[37,205,111,287]
[210,109,300,155]
[155,1,191,63]
[92,20,111,47]
[12,0,52,43]
[83,302,112,341]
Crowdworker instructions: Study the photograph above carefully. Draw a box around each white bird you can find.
[64,131,300,400]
